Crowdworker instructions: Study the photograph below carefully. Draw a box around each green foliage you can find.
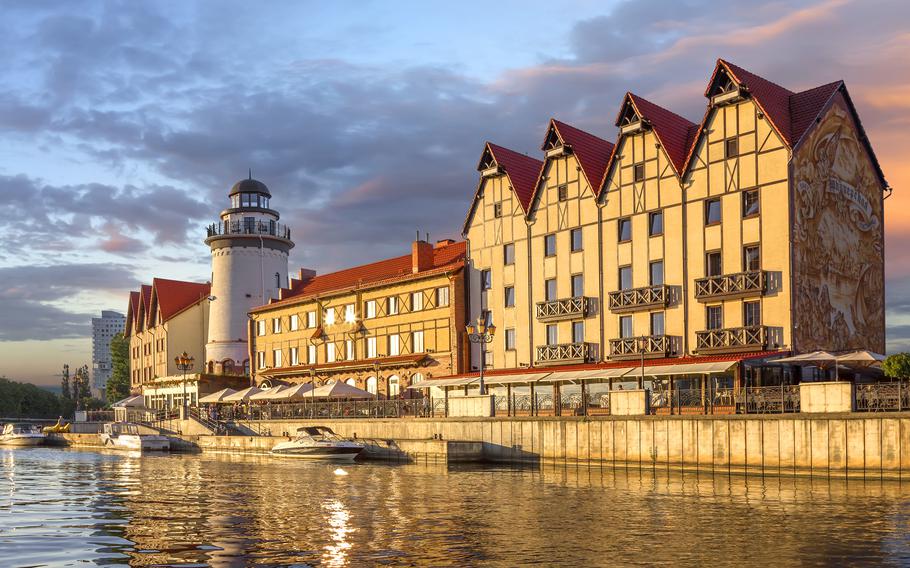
[106,332,131,405]
[883,353,910,379]
[60,364,71,402]
[0,377,66,418]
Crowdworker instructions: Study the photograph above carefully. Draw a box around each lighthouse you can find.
[204,176,294,373]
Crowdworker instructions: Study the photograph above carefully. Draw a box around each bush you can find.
[883,353,910,380]
[0,378,66,418]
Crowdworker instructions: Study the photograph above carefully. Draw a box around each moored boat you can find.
[271,426,364,460]
[100,423,170,452]
[0,423,47,446]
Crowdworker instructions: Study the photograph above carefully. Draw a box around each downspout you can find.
[597,199,606,361]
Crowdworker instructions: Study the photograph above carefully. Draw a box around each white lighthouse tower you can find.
[204,175,294,373]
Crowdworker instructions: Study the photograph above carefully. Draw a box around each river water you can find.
[2,447,910,567]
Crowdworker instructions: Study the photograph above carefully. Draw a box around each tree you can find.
[60,364,71,403]
[883,353,910,379]
[106,332,131,404]
[0,378,64,418]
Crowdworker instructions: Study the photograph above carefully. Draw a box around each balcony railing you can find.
[609,335,673,360]
[535,342,595,366]
[608,285,668,313]
[536,297,589,322]
[696,325,768,354]
[207,220,292,240]
[694,270,766,301]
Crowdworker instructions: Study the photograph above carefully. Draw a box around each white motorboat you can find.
[0,423,46,446]
[271,426,364,460]
[100,423,170,452]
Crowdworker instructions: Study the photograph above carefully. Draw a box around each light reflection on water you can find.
[1,447,910,567]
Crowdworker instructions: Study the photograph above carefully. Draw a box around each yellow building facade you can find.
[462,59,887,380]
[249,239,467,396]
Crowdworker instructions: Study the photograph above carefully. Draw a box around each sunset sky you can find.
[2,0,908,386]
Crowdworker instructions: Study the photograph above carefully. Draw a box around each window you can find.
[706,305,723,330]
[742,189,760,218]
[619,266,633,290]
[290,347,299,366]
[505,328,516,350]
[650,261,664,286]
[743,245,761,272]
[618,217,632,242]
[411,292,423,311]
[650,312,665,336]
[436,286,449,307]
[481,310,492,327]
[481,270,492,291]
[545,278,557,301]
[272,349,282,367]
[290,314,299,331]
[504,286,515,308]
[306,311,316,328]
[570,228,583,252]
[572,321,585,343]
[546,324,558,346]
[725,137,739,159]
[558,184,568,201]
[649,211,664,236]
[620,316,633,338]
[344,304,356,323]
[743,301,762,328]
[389,334,401,356]
[308,344,317,364]
[257,320,266,336]
[544,234,557,257]
[345,339,354,360]
[388,375,400,397]
[493,202,503,218]
[324,308,336,325]
[326,343,336,363]
[706,251,722,277]
[412,330,424,353]
[366,376,378,395]
[503,243,515,265]
[365,300,377,319]
[388,296,399,315]
[571,274,584,298]
[367,337,377,358]
[705,198,722,225]
[257,351,265,369]
[634,163,645,182]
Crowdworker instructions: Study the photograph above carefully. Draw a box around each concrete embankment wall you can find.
[249,414,910,478]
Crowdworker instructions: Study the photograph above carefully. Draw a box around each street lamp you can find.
[174,352,195,413]
[466,316,496,395]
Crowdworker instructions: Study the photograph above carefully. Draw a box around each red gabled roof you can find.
[137,284,152,330]
[485,143,544,212]
[547,119,614,198]
[256,241,467,311]
[151,278,211,323]
[125,291,140,335]
[716,59,795,145]
[623,93,696,176]
[789,80,843,147]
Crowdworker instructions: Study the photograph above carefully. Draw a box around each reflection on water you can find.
[1,447,910,567]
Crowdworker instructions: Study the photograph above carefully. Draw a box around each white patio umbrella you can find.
[836,350,886,366]
[249,385,288,401]
[773,350,842,380]
[273,382,315,401]
[222,386,263,402]
[198,388,238,404]
[308,380,374,399]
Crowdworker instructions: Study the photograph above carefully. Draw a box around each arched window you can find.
[345,378,357,386]
[388,374,400,397]
[411,372,424,384]
[275,272,281,288]
[365,376,378,395]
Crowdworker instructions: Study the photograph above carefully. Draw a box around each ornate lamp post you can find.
[466,316,496,395]
[174,352,195,413]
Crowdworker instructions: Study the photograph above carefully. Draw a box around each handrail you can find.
[536,297,589,322]
[694,270,766,300]
[608,285,668,312]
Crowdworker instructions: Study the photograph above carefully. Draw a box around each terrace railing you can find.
[608,285,668,313]
[218,399,433,421]
[536,297,589,322]
[536,342,595,366]
[855,382,910,412]
[694,270,766,301]
[609,335,673,360]
[207,220,292,240]
[696,326,768,354]
[742,385,801,414]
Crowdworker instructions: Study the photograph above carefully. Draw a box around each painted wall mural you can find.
[792,93,885,353]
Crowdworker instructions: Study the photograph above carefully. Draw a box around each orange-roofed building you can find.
[248,238,468,396]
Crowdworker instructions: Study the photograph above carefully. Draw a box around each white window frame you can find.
[411,291,423,311]
[436,286,449,307]
[365,300,377,319]
[306,311,316,328]
[388,296,399,315]
[290,314,299,331]
[272,318,281,334]
[273,349,282,367]
[257,351,266,369]
[367,336,377,358]
[344,304,356,323]
[257,320,266,336]
[389,334,400,356]
[324,308,336,325]
[308,344,317,364]
[412,330,424,353]
[326,342,336,363]
[345,339,354,360]
[290,346,299,366]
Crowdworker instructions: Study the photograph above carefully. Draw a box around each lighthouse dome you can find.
[229,177,271,198]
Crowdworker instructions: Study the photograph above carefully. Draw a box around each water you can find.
[2,448,910,567]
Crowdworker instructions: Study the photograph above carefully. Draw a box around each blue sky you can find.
[2,0,909,385]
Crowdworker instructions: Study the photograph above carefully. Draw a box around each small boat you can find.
[0,423,47,446]
[100,423,170,452]
[271,426,364,460]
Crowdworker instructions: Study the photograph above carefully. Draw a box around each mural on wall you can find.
[792,94,885,352]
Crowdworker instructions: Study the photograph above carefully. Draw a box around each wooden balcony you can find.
[536,297,589,322]
[694,271,766,301]
[608,285,668,313]
[695,326,768,354]
[609,335,674,360]
[536,342,595,366]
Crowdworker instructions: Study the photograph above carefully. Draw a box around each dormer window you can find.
[709,68,746,106]
[543,125,566,158]
[478,147,501,178]
[618,100,646,135]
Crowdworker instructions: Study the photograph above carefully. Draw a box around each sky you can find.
[2,0,909,386]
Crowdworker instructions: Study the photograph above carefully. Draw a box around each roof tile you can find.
[550,119,614,194]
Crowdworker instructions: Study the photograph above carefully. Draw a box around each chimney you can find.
[435,239,455,249]
[412,240,433,273]
[297,268,317,284]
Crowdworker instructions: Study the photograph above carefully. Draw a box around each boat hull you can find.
[270,445,363,460]
[0,435,46,447]
[101,434,170,452]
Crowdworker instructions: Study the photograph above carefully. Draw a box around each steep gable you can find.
[544,119,614,197]
[463,142,544,234]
